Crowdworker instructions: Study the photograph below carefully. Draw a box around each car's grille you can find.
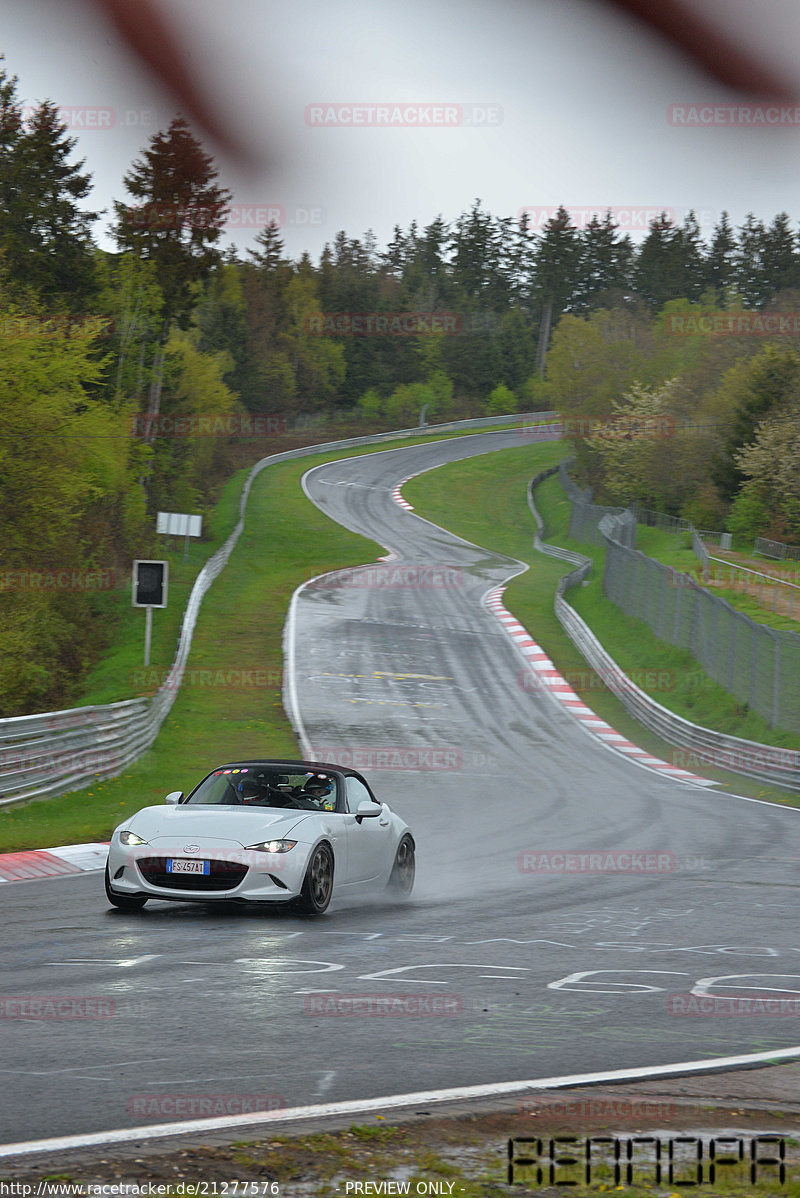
[136,857,248,891]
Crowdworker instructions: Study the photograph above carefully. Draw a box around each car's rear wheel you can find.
[388,834,415,897]
[105,862,148,911]
[296,843,334,914]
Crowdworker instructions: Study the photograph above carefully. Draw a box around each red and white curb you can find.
[387,477,713,787]
[485,587,715,787]
[0,843,108,883]
[391,480,414,511]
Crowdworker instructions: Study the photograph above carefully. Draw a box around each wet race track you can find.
[2,430,800,1146]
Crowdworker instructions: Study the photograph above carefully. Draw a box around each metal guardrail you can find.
[528,463,800,792]
[0,411,558,809]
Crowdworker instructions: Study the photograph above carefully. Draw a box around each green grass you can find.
[0,423,551,851]
[404,446,800,808]
[78,466,249,706]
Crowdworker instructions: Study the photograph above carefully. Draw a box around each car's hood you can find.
[121,805,306,845]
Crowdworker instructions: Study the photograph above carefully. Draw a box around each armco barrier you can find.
[529,463,800,792]
[0,412,557,808]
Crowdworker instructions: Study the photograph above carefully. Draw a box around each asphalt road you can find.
[2,429,800,1147]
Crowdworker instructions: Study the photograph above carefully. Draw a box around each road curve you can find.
[2,429,799,1149]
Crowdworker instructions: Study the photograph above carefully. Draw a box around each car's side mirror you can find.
[165,791,184,804]
[355,800,381,823]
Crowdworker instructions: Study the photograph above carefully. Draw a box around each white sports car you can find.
[105,759,415,914]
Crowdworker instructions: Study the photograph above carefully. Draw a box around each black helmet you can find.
[237,778,264,801]
[304,774,332,795]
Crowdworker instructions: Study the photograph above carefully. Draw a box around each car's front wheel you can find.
[387,834,415,897]
[105,863,148,911]
[296,843,334,914]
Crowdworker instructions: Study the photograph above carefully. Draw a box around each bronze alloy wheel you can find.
[298,843,334,913]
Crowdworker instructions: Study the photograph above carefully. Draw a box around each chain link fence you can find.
[530,463,800,790]
[559,460,636,549]
[755,536,800,561]
[558,461,800,738]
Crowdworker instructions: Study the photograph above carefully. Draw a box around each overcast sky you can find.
[5,0,800,260]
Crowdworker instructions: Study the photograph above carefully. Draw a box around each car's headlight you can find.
[118,830,148,846]
[245,840,297,853]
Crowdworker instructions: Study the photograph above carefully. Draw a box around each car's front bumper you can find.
[107,837,308,902]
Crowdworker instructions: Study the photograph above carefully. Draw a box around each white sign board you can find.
[157,512,202,537]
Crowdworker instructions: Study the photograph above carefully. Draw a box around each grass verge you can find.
[3,1105,799,1195]
[404,444,800,808]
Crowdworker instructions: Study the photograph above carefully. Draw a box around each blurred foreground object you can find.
[96,0,797,159]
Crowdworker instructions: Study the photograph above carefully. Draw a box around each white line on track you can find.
[4,1049,800,1159]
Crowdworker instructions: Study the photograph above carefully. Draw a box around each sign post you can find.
[132,560,169,667]
[157,512,202,562]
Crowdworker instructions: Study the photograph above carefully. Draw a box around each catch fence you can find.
[529,460,800,789]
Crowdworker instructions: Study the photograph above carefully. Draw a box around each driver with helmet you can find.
[300,774,335,809]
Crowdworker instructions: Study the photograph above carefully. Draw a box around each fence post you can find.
[749,623,758,710]
[772,631,781,729]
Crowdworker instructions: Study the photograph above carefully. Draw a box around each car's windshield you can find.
[187,766,338,810]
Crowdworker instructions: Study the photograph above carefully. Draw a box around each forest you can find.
[1,56,799,713]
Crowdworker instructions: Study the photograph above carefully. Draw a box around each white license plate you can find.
[167,858,210,874]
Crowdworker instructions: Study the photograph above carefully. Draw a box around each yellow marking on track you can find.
[320,672,368,678]
[372,672,452,681]
[347,700,446,708]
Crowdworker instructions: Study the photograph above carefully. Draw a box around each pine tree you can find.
[704,211,738,302]
[113,117,232,440]
[761,212,800,295]
[573,212,633,313]
[113,117,232,324]
[0,65,98,308]
[736,213,768,307]
[632,212,705,309]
